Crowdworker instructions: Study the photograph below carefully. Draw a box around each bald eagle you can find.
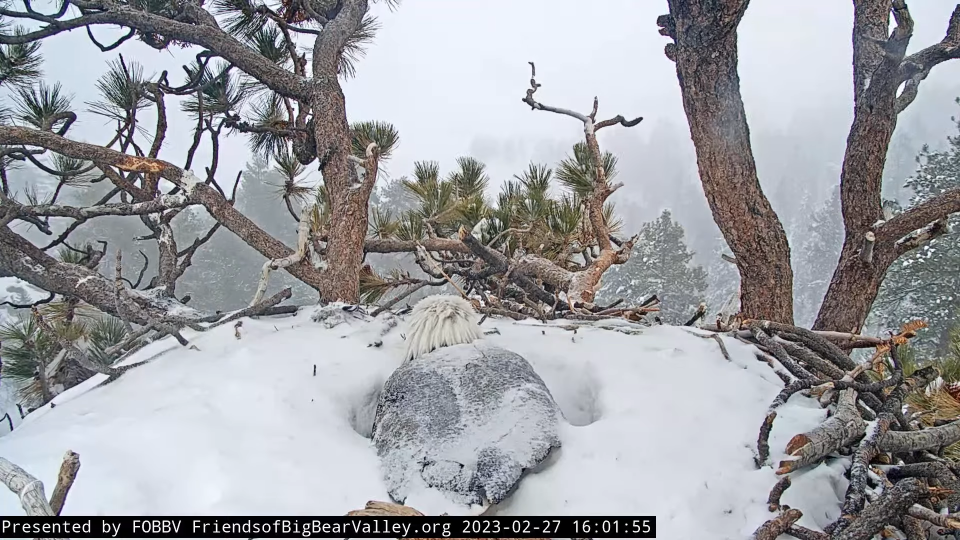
[371,295,562,514]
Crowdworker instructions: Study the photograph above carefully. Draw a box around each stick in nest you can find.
[752,508,802,540]
[48,450,80,515]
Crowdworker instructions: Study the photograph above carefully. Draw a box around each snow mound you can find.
[0,307,841,538]
[372,341,561,514]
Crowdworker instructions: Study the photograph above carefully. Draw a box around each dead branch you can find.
[0,456,60,520]
[518,62,640,303]
[884,461,960,510]
[785,526,828,540]
[752,508,802,540]
[879,418,960,454]
[767,476,792,512]
[831,478,926,540]
[840,416,894,526]
[371,280,445,317]
[251,204,313,306]
[753,320,859,372]
[906,504,960,529]
[775,338,846,380]
[749,325,817,381]
[202,287,294,328]
[48,450,79,515]
[777,388,866,474]
[684,302,706,326]
[894,217,950,256]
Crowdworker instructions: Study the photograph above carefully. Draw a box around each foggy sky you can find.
[17,0,960,255]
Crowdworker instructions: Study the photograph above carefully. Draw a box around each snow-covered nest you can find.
[0,305,846,538]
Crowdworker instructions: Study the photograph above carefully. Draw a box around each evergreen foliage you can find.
[597,209,707,324]
[871,102,960,354]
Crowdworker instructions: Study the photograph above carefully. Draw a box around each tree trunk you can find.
[311,79,370,303]
[813,0,909,333]
[662,1,794,324]
[306,0,371,304]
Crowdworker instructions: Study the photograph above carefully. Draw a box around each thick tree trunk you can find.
[311,80,370,303]
[662,1,794,324]
[813,0,911,332]
[813,243,894,333]
[307,0,371,303]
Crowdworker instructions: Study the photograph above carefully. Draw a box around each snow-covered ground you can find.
[0,305,847,539]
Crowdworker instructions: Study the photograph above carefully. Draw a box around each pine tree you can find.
[871,104,960,353]
[598,209,707,323]
[793,186,844,328]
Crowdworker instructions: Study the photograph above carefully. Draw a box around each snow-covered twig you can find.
[751,508,802,540]
[894,217,949,255]
[205,287,293,329]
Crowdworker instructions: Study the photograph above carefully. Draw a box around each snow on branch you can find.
[713,318,960,540]
[894,217,950,255]
[1,193,192,221]
[878,186,960,243]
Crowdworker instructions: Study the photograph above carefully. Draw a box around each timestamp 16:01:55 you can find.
[570,518,655,537]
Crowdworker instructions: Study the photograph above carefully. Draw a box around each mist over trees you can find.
[0,0,955,422]
[870,105,960,355]
[597,209,706,324]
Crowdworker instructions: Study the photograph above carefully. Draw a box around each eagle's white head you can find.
[402,294,483,362]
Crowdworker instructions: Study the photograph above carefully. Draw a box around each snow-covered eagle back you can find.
[402,295,483,362]
[373,294,562,514]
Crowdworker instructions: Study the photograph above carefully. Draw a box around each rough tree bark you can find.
[815,2,960,332]
[659,1,960,330]
[658,1,794,324]
[308,0,374,302]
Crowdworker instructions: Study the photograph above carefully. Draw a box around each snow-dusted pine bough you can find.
[700,319,960,540]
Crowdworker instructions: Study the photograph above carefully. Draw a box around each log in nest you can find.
[722,320,960,540]
[346,501,552,540]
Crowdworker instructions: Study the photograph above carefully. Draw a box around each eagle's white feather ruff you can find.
[402,295,483,362]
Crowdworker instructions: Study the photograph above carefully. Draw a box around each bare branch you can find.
[0,457,60,519]
[521,62,589,122]
[251,204,313,306]
[895,217,950,255]
[0,6,309,99]
[48,450,80,516]
[878,186,960,243]
[895,4,960,113]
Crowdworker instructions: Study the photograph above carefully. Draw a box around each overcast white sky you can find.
[23,0,960,235]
